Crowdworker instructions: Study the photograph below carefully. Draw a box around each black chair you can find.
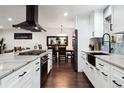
[58,47,66,64]
[48,46,57,64]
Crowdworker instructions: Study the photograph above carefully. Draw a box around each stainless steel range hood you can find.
[12,5,46,32]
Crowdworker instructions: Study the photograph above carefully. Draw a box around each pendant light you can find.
[57,25,67,36]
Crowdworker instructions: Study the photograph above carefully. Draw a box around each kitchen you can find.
[0,4,124,89]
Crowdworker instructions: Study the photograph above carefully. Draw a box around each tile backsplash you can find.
[111,34,124,55]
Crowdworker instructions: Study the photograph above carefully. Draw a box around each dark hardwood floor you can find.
[43,60,94,88]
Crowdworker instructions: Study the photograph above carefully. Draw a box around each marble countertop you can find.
[0,50,48,80]
[81,50,124,70]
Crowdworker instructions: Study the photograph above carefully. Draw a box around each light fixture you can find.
[57,25,67,36]
[0,25,3,29]
[8,18,13,21]
[64,12,68,16]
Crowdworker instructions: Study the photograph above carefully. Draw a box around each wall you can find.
[77,16,91,72]
[0,28,73,50]
[111,34,124,55]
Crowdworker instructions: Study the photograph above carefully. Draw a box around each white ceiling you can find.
[0,5,107,30]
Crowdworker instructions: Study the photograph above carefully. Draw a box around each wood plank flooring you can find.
[43,61,94,88]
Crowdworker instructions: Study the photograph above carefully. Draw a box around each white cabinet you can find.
[95,67,102,87]
[112,5,124,33]
[88,64,95,86]
[110,65,124,88]
[81,51,87,72]
[90,10,103,37]
[48,50,52,74]
[1,62,33,88]
[32,58,40,88]
[96,58,110,88]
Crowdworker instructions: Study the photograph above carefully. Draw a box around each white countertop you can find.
[95,54,124,70]
[81,50,124,70]
[0,50,48,80]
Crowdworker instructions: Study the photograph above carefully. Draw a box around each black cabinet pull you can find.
[90,67,93,70]
[36,68,40,71]
[122,77,124,79]
[96,67,100,71]
[112,80,122,87]
[19,72,27,77]
[86,63,88,65]
[35,62,39,65]
[99,63,104,66]
[101,72,108,76]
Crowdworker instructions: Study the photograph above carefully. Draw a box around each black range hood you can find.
[12,5,46,32]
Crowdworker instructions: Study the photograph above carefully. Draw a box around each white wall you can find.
[0,28,73,50]
[77,16,91,72]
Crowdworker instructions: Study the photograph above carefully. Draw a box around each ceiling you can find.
[0,5,107,30]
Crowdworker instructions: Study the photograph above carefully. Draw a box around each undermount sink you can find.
[89,52,109,55]
[86,52,109,67]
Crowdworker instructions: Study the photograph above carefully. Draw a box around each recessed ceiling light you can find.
[0,25,3,29]
[8,18,13,21]
[64,12,68,16]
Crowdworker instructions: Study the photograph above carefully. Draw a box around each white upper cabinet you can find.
[90,10,104,37]
[112,5,124,33]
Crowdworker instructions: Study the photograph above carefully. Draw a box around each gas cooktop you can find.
[19,50,46,55]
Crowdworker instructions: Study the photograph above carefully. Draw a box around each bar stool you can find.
[66,53,73,63]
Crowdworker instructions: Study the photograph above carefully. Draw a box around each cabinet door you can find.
[1,62,33,88]
[85,62,90,79]
[48,50,52,74]
[111,75,124,88]
[95,67,102,88]
[32,58,40,88]
[113,5,124,33]
[33,66,40,88]
[89,64,95,86]
[100,70,110,88]
[81,52,87,72]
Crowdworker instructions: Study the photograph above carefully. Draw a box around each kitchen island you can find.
[0,49,52,88]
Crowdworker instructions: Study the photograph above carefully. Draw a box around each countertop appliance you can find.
[12,5,46,32]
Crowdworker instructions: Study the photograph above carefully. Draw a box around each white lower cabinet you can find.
[0,58,42,88]
[100,70,110,88]
[48,50,52,74]
[81,52,124,88]
[95,58,110,88]
[110,66,124,88]
[95,67,102,88]
[89,64,95,86]
[1,62,33,88]
[32,58,40,88]
[111,75,124,88]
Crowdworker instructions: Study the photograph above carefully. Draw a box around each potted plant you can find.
[0,38,6,54]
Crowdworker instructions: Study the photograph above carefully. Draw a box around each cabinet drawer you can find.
[1,62,32,88]
[111,75,124,88]
[96,58,110,71]
[111,66,124,81]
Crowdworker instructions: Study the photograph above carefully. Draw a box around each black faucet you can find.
[102,33,112,53]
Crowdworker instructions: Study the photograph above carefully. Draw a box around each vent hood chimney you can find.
[12,5,46,32]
